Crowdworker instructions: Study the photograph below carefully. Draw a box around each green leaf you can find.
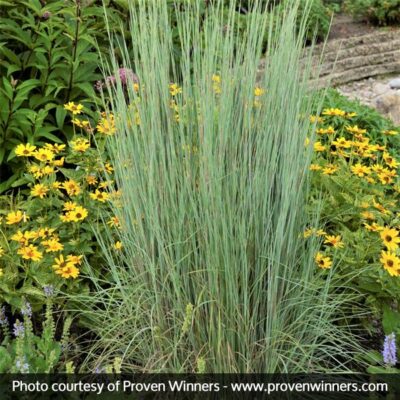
[382,306,400,335]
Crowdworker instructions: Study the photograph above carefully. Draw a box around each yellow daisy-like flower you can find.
[383,152,399,169]
[380,251,400,277]
[380,227,400,251]
[96,115,116,136]
[322,108,346,117]
[33,148,55,162]
[63,201,77,211]
[52,255,80,279]
[309,164,322,171]
[17,244,43,262]
[361,211,375,220]
[254,87,265,97]
[169,83,182,96]
[309,115,324,124]
[86,175,98,186]
[89,189,109,203]
[52,181,62,189]
[70,138,90,153]
[36,227,56,239]
[69,206,88,222]
[382,130,398,136]
[42,238,64,253]
[324,235,344,249]
[15,143,36,157]
[66,254,83,265]
[104,163,114,174]
[313,141,326,152]
[332,137,352,149]
[114,241,123,250]
[377,168,397,185]
[363,222,383,232]
[6,211,25,225]
[64,102,84,115]
[31,183,49,199]
[315,252,332,269]
[11,230,36,245]
[346,125,367,135]
[350,163,371,177]
[317,126,335,135]
[322,164,339,175]
[62,180,81,196]
[107,216,120,228]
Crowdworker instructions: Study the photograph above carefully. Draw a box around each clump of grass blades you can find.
[74,0,364,372]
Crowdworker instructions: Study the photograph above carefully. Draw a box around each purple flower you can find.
[94,365,106,373]
[103,68,139,89]
[15,357,29,373]
[383,333,397,366]
[43,285,54,297]
[21,301,32,318]
[0,306,8,326]
[13,320,25,338]
[42,11,51,20]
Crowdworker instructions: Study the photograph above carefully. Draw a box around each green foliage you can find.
[0,296,71,373]
[344,0,400,25]
[0,0,127,193]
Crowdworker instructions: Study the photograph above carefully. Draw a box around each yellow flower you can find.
[315,252,332,269]
[382,130,398,136]
[11,230,36,245]
[15,143,36,157]
[31,184,49,199]
[17,244,43,262]
[63,201,77,211]
[254,87,265,97]
[350,163,371,177]
[317,126,335,135]
[36,227,56,239]
[380,227,400,251]
[363,222,383,232]
[96,115,116,136]
[383,152,399,169]
[6,211,25,225]
[332,137,352,149]
[309,164,322,171]
[322,164,339,175]
[66,254,83,265]
[212,74,221,84]
[380,251,400,277]
[52,157,65,167]
[373,200,391,215]
[33,148,55,162]
[104,163,114,174]
[309,115,324,124]
[28,164,43,179]
[69,206,88,222]
[346,125,367,135]
[86,175,98,186]
[324,235,344,249]
[44,143,66,154]
[313,141,326,152]
[316,229,327,236]
[0,246,4,257]
[377,168,397,185]
[169,83,182,96]
[361,211,375,220]
[70,138,90,153]
[55,264,80,279]
[89,189,109,203]
[64,102,83,115]
[322,108,346,117]
[52,181,62,189]
[42,238,64,253]
[62,180,81,196]
[52,255,80,279]
[0,268,3,277]
[346,112,357,118]
[107,216,121,228]
[114,241,123,250]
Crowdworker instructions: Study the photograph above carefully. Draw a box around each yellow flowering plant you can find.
[0,107,122,309]
[306,89,400,331]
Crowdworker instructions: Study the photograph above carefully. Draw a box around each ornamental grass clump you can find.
[75,0,364,372]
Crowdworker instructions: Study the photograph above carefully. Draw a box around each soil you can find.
[328,14,375,40]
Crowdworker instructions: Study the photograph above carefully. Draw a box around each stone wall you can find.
[305,29,400,88]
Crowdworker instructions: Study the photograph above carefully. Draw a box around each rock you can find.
[373,82,390,96]
[389,78,400,89]
[375,92,400,125]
